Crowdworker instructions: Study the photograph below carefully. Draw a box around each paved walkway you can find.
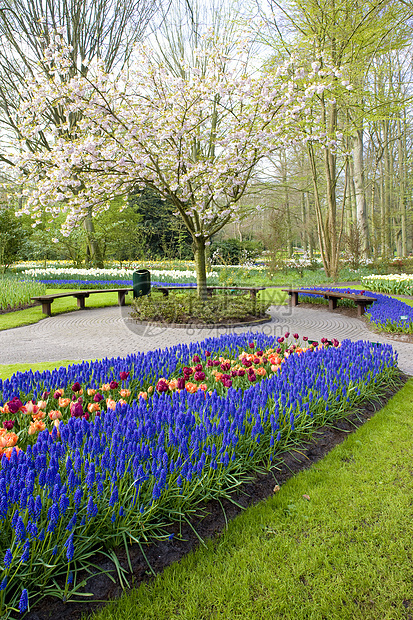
[0,304,412,375]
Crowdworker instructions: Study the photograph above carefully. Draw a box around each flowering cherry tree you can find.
[16,36,335,297]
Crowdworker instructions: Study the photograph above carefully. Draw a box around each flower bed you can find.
[361,273,413,296]
[21,267,218,285]
[38,280,198,289]
[0,332,398,616]
[0,278,46,312]
[297,287,413,333]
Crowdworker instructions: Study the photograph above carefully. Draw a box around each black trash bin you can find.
[133,269,151,298]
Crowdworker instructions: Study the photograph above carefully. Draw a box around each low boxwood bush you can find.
[131,292,270,324]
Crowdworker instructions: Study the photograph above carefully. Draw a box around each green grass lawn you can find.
[0,285,409,334]
[0,360,84,380]
[258,288,287,304]
[0,288,134,331]
[0,288,287,332]
[87,379,413,620]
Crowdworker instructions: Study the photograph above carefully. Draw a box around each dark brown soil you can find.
[0,303,38,315]
[24,372,408,620]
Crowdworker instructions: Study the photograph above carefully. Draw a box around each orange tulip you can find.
[3,446,20,460]
[24,401,39,415]
[3,432,18,448]
[106,398,117,410]
[87,402,100,413]
[185,382,198,394]
[120,389,131,398]
[87,388,97,396]
[138,392,148,400]
[32,411,46,421]
[58,397,71,408]
[28,420,45,435]
[48,410,62,420]
[0,435,9,449]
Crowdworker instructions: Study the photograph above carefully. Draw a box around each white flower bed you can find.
[21,267,219,281]
[361,273,413,295]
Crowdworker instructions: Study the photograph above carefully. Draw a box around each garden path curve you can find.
[0,304,412,375]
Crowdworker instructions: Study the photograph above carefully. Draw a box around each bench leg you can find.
[328,297,337,311]
[249,290,257,299]
[42,301,52,316]
[290,292,299,306]
[76,296,87,309]
[357,303,366,318]
[118,291,127,306]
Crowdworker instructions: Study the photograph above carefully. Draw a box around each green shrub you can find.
[210,238,263,265]
[131,292,270,323]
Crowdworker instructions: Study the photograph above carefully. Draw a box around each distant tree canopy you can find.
[0,208,29,269]
[129,189,193,260]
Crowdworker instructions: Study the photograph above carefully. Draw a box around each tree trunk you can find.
[383,121,392,257]
[352,128,369,258]
[302,192,308,254]
[398,116,407,256]
[84,209,104,268]
[193,236,208,300]
[282,153,293,257]
[307,143,333,277]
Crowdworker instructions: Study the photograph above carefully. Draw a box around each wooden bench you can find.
[32,288,133,316]
[282,288,376,318]
[32,285,266,316]
[153,285,265,299]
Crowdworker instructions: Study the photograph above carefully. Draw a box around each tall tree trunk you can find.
[193,236,208,300]
[324,106,339,279]
[348,155,357,228]
[308,143,331,276]
[383,122,392,257]
[282,153,293,257]
[398,116,407,256]
[379,158,387,257]
[352,128,369,258]
[302,192,308,254]
[370,175,377,260]
[84,209,104,268]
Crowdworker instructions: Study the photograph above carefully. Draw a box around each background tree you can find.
[16,35,333,296]
[255,0,412,276]
[128,189,193,261]
[0,207,29,271]
[0,0,160,266]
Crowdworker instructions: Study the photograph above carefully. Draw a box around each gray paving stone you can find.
[0,304,411,375]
